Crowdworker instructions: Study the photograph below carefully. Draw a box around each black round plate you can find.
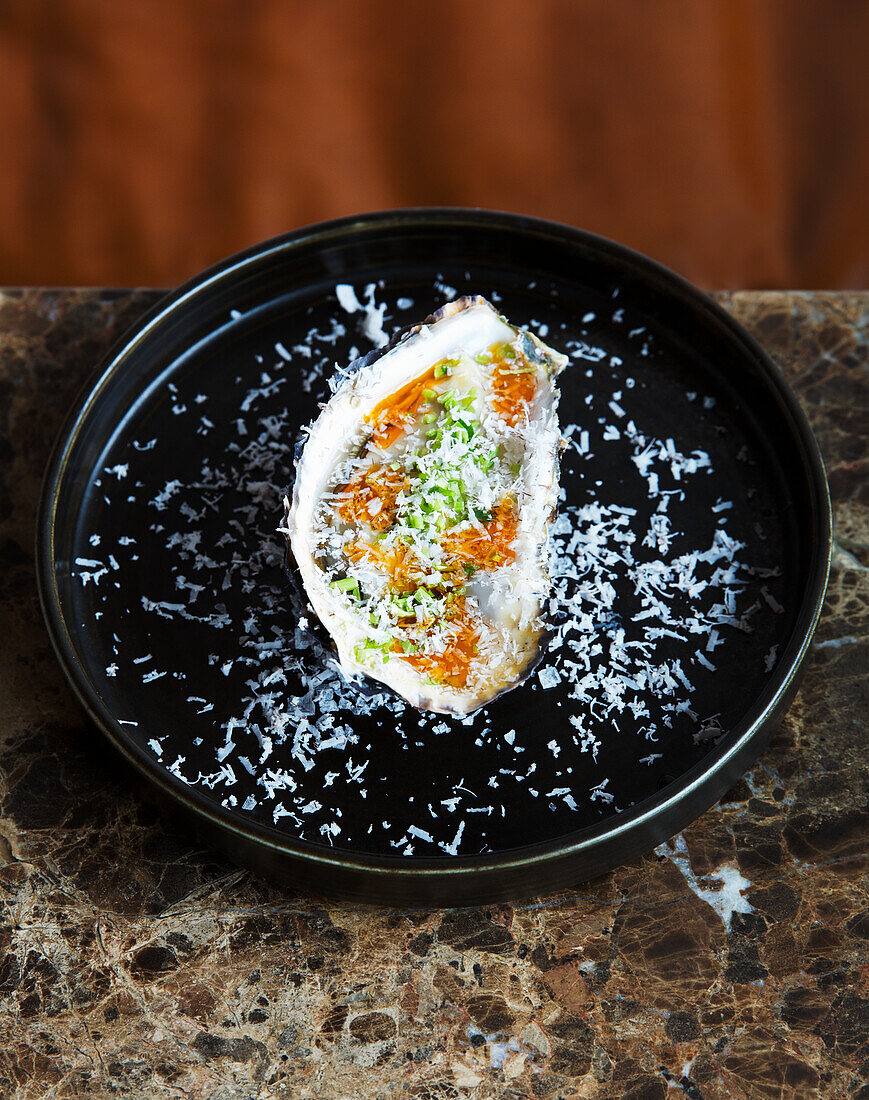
[37,210,830,904]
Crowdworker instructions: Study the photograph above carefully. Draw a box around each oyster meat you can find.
[283,295,568,715]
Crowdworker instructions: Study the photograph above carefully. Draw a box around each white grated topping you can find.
[77,280,786,857]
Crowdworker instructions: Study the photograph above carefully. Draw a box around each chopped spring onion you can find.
[331,577,360,599]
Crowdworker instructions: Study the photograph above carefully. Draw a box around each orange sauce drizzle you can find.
[401,597,480,689]
[489,344,538,427]
[336,464,408,531]
[441,497,518,574]
[345,538,420,594]
[365,361,449,449]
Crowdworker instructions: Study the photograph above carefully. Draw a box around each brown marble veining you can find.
[0,290,867,1099]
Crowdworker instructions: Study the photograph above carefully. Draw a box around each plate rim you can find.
[35,207,832,888]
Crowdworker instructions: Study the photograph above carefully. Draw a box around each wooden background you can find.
[0,0,867,289]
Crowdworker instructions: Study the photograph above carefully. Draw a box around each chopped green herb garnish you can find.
[331,576,360,596]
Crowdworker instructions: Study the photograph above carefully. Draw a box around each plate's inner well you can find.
[61,270,798,858]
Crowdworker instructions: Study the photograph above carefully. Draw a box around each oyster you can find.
[283,295,568,715]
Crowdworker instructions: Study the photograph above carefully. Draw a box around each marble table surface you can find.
[0,290,866,1099]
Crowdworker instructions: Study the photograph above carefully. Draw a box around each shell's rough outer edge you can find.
[335,297,493,387]
[283,295,568,716]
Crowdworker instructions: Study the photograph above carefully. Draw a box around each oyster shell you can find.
[283,295,568,715]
